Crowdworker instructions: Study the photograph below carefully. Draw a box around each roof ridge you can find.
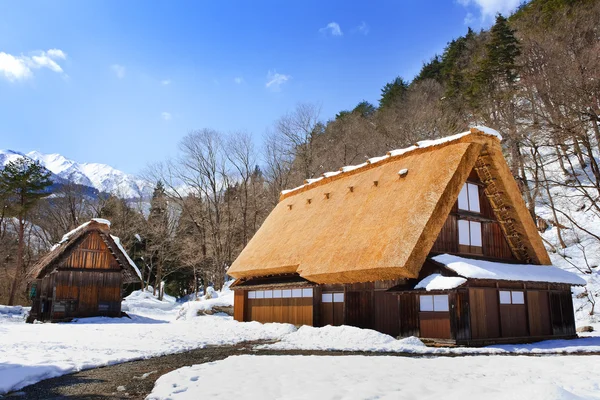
[279,126,502,201]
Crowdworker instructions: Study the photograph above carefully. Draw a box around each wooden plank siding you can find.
[373,291,400,336]
[431,171,516,261]
[233,290,245,321]
[245,297,313,326]
[398,293,420,337]
[550,291,576,336]
[469,288,500,339]
[527,291,552,336]
[419,312,452,339]
[61,231,120,270]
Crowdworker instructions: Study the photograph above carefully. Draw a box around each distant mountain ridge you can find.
[0,149,152,199]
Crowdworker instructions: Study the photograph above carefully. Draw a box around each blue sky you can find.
[0,0,521,174]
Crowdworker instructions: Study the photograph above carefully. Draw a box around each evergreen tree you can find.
[0,158,52,305]
[414,55,444,83]
[379,76,409,108]
[352,101,376,118]
[478,14,521,88]
[146,180,171,299]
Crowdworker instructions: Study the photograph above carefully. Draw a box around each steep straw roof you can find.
[227,127,551,284]
[30,219,142,284]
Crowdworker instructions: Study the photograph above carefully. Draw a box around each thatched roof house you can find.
[229,127,584,345]
[28,219,141,322]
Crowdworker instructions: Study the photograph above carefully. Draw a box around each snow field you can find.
[147,355,600,400]
[0,290,294,395]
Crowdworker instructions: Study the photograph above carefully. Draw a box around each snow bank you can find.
[414,274,467,290]
[0,305,29,324]
[259,324,600,355]
[261,325,426,352]
[147,355,600,400]
[176,282,235,320]
[433,254,586,285]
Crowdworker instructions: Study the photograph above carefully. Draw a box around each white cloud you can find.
[110,64,126,79]
[161,112,172,121]
[357,21,369,35]
[265,70,290,91]
[234,77,244,84]
[0,49,67,82]
[161,79,171,86]
[319,22,343,37]
[464,12,476,25]
[459,0,521,20]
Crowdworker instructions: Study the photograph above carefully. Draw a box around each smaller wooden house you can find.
[228,127,586,345]
[27,219,142,322]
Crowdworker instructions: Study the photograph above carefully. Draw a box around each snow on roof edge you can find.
[111,235,143,281]
[54,218,112,248]
[280,127,501,197]
[432,254,586,286]
[414,274,467,291]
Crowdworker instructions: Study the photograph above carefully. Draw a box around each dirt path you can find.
[7,343,600,399]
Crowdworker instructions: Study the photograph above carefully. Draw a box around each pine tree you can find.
[478,14,521,88]
[379,77,409,108]
[147,180,171,299]
[0,158,52,305]
[414,55,444,83]
[352,101,376,118]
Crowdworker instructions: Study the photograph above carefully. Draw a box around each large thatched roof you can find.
[227,127,551,284]
[30,219,142,284]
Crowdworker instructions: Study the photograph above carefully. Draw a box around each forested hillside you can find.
[1,0,598,322]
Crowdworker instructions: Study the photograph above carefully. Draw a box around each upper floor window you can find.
[458,183,481,213]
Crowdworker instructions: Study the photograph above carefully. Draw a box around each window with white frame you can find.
[458,220,482,248]
[499,290,525,305]
[419,294,449,312]
[322,292,344,303]
[458,183,481,213]
[248,288,313,299]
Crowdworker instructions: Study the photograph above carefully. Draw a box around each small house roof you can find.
[227,127,551,284]
[432,254,585,286]
[30,219,142,284]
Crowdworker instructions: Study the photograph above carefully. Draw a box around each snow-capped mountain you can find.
[0,149,152,199]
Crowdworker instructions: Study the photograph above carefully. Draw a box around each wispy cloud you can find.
[357,21,370,35]
[110,64,126,79]
[458,0,521,20]
[161,112,172,121]
[319,22,343,37]
[161,79,171,86]
[234,77,244,84]
[464,12,476,25]
[0,48,67,82]
[265,70,290,91]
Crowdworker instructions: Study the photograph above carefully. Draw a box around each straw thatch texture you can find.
[227,131,551,284]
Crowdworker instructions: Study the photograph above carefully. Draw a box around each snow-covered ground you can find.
[3,295,600,396]
[0,286,294,395]
[147,355,600,400]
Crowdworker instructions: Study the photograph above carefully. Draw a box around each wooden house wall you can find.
[431,171,516,261]
[32,270,122,321]
[60,231,120,270]
[235,279,576,344]
[469,288,500,339]
[245,297,313,325]
[466,286,574,342]
[419,312,452,339]
[549,291,576,336]
[30,230,126,322]
[234,290,245,322]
